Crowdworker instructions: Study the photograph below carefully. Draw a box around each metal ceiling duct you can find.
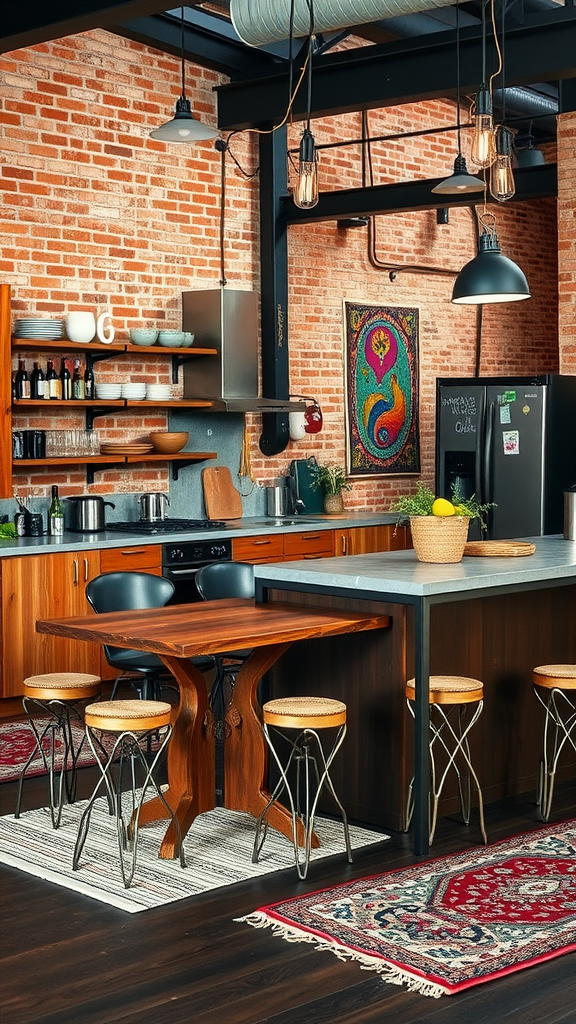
[230,0,456,47]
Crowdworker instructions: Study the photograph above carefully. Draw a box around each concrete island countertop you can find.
[0,511,398,558]
[254,536,576,599]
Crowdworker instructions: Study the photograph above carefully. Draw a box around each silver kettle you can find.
[66,495,116,532]
[139,492,170,522]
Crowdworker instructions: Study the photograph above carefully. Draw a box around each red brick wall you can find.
[0,29,565,507]
[557,110,576,374]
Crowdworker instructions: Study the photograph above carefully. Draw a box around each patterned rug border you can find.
[238,820,576,998]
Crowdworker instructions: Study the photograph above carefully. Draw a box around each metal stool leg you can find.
[534,686,576,821]
[16,697,89,827]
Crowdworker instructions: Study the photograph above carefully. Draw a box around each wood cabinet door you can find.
[283,530,334,560]
[334,524,409,556]
[99,544,162,573]
[232,534,284,564]
[1,551,101,697]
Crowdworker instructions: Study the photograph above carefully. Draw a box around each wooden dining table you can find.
[37,598,390,859]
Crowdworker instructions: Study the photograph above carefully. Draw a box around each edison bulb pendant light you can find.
[471,87,496,169]
[293,128,319,210]
[490,126,516,201]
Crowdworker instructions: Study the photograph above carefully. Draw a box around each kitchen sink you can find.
[251,517,327,528]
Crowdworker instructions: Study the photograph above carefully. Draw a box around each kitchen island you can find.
[253,537,576,855]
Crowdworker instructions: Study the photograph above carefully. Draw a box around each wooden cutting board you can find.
[202,466,243,520]
[464,540,536,557]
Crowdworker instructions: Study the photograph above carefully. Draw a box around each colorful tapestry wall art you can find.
[343,302,420,476]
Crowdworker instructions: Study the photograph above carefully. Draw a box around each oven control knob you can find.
[168,547,185,562]
[212,544,227,558]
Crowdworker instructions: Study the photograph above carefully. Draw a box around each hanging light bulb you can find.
[293,128,319,209]
[490,125,516,201]
[470,86,496,169]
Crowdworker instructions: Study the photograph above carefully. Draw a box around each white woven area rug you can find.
[0,798,388,913]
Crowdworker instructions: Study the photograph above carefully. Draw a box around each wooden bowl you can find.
[150,431,189,454]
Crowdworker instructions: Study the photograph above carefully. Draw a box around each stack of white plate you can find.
[14,318,65,340]
[146,384,173,401]
[121,383,147,400]
[100,441,154,455]
[95,383,122,399]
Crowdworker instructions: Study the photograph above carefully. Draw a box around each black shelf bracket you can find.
[86,461,120,485]
[85,405,123,429]
[85,350,123,371]
[171,457,205,481]
[171,353,203,384]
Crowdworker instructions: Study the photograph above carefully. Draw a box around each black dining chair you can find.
[85,571,213,700]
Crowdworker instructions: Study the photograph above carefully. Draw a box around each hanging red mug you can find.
[304,399,323,434]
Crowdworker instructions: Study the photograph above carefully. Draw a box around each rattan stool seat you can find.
[406,675,484,705]
[405,674,486,845]
[533,665,576,689]
[84,699,172,733]
[532,663,576,821]
[23,672,101,701]
[263,696,347,730]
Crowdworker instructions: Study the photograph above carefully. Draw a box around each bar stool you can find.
[15,672,101,828]
[253,696,352,879]
[405,675,487,845]
[533,664,576,821]
[73,699,185,887]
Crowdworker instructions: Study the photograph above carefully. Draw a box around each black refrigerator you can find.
[435,375,576,540]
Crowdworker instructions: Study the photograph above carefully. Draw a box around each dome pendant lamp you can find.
[150,7,218,144]
[452,213,530,304]
[432,2,484,196]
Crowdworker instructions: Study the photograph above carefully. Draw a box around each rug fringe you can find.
[236,913,446,998]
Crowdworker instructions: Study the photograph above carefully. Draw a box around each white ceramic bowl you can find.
[130,328,159,346]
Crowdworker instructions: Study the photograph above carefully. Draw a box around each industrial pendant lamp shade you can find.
[432,154,485,194]
[452,223,530,304]
[150,7,218,144]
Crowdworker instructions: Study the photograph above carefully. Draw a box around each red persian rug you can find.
[240,821,576,998]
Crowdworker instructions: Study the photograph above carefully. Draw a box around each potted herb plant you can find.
[312,462,352,514]
[390,483,494,563]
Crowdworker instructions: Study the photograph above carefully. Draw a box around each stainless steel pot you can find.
[266,484,290,517]
[139,492,170,522]
[564,486,576,540]
[66,495,116,532]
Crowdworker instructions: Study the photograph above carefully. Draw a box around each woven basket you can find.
[409,515,470,563]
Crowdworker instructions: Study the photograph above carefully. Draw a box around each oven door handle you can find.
[165,567,204,576]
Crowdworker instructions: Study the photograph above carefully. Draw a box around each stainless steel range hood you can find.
[182,288,305,413]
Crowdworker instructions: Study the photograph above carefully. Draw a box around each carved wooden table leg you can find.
[224,642,319,848]
[137,655,215,859]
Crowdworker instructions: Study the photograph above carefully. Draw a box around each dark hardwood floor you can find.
[0,768,574,1024]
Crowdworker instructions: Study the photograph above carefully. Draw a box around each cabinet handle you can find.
[84,558,89,582]
[72,558,79,586]
[341,534,347,555]
[121,548,148,555]
[253,539,272,546]
[302,533,321,540]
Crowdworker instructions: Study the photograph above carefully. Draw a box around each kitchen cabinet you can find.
[333,523,410,556]
[0,550,101,697]
[232,534,285,564]
[0,283,218,496]
[283,530,334,559]
[99,544,162,574]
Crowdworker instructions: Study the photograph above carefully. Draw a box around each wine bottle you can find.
[60,357,71,400]
[48,485,65,535]
[72,359,85,400]
[15,358,31,399]
[31,361,46,400]
[47,359,61,400]
[84,361,95,400]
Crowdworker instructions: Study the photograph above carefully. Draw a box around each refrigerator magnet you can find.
[503,430,520,455]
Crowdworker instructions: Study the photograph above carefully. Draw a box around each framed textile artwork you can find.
[343,301,420,477]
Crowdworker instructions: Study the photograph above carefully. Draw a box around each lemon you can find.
[432,497,455,517]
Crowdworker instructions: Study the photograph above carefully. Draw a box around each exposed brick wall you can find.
[0,29,566,509]
[557,110,576,374]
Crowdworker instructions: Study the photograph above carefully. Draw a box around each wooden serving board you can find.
[464,540,536,557]
[202,466,243,520]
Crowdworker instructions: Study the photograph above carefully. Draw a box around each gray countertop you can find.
[0,511,398,558]
[254,536,576,598]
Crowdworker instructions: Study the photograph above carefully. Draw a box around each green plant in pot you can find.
[312,462,352,514]
[390,483,494,563]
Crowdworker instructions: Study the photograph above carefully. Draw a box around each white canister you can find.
[564,487,576,540]
[289,410,307,441]
[66,311,96,343]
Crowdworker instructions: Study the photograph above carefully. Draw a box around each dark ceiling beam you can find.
[0,0,176,53]
[216,8,576,130]
[113,11,279,78]
[280,164,557,224]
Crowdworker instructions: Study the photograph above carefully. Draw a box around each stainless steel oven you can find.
[162,538,232,604]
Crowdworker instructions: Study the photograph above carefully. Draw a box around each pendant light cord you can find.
[456,0,462,153]
[180,6,186,99]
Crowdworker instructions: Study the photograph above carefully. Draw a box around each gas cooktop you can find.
[106,518,227,534]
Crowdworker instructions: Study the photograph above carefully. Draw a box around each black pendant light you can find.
[452,213,530,304]
[293,2,319,210]
[432,2,484,195]
[150,7,218,144]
